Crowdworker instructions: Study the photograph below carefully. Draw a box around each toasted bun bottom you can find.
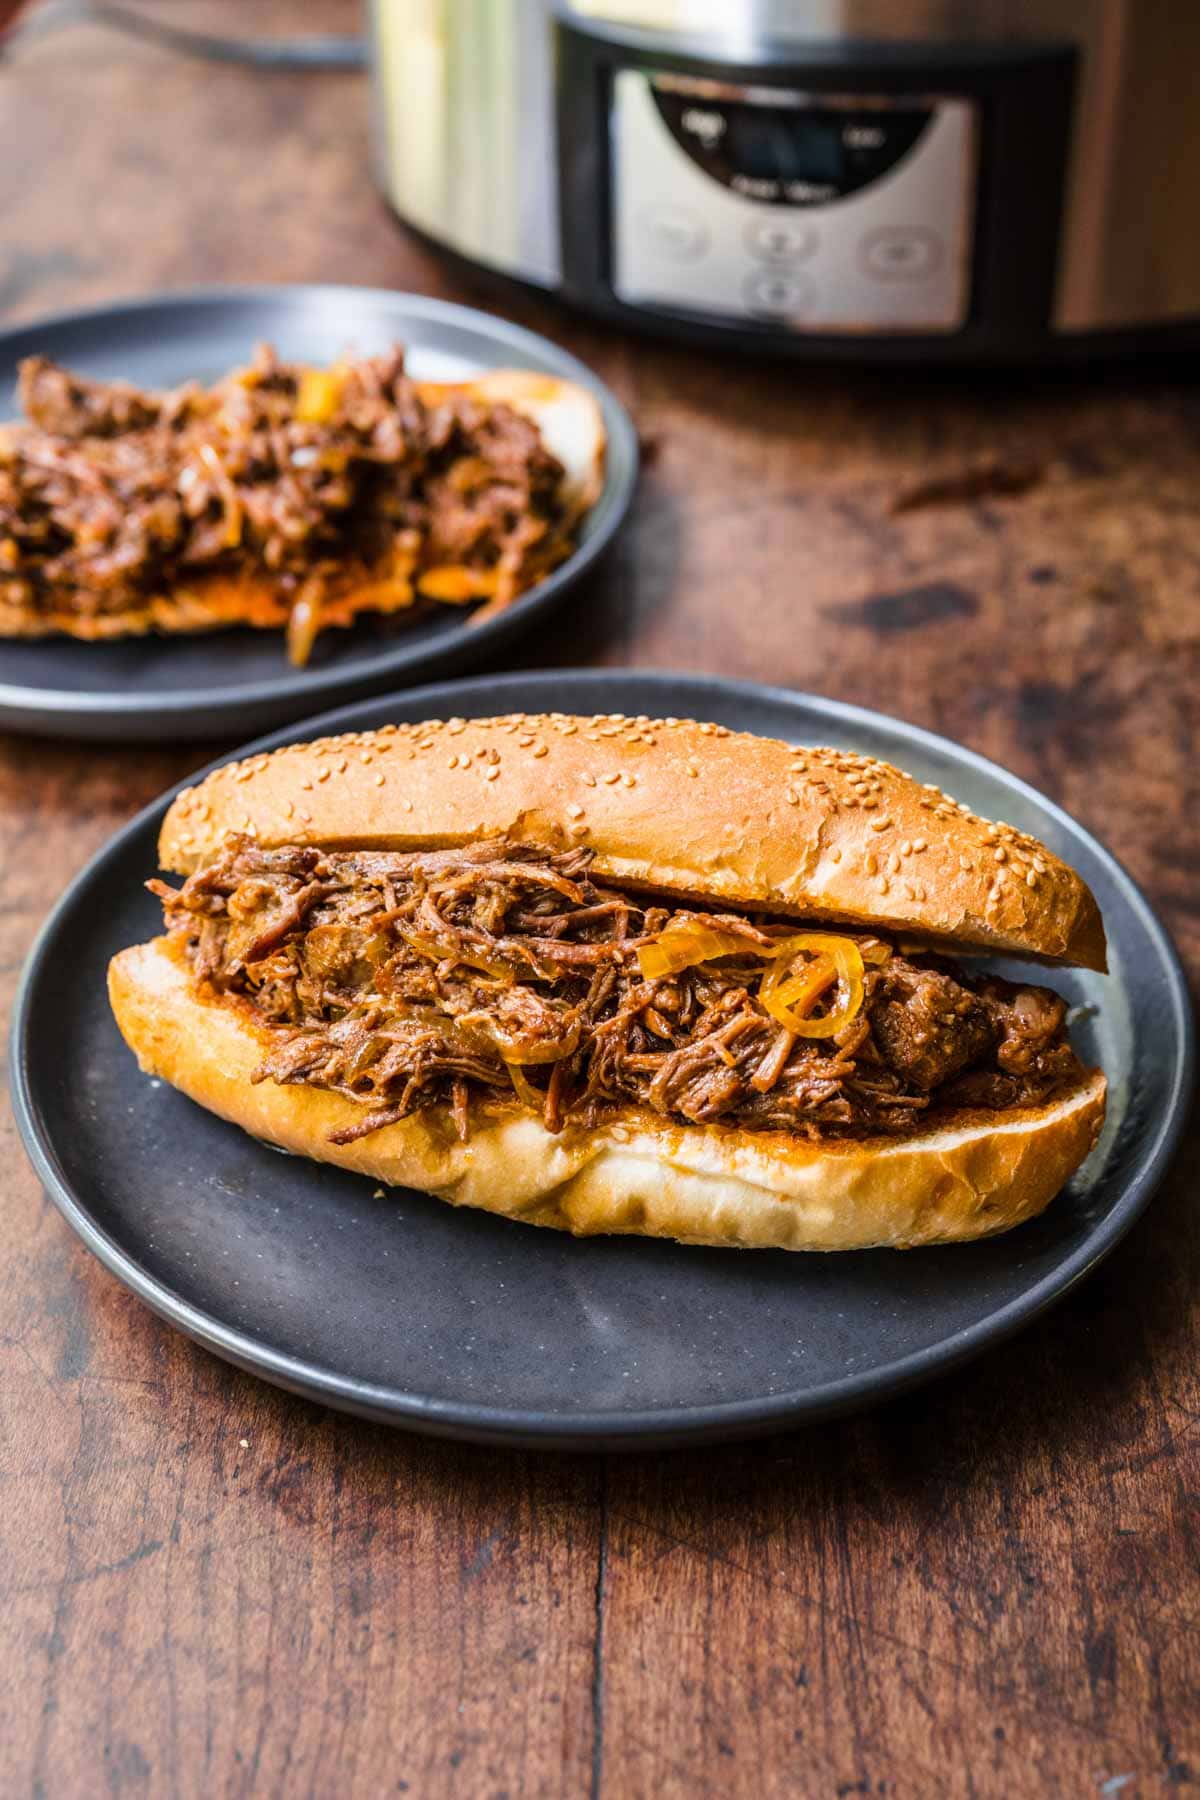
[108,939,1107,1253]
[0,569,424,643]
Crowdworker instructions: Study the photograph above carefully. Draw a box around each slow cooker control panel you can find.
[611,71,976,334]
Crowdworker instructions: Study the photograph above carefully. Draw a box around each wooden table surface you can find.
[1,6,1198,1795]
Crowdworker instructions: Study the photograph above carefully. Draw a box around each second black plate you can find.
[0,286,638,741]
[11,672,1194,1448]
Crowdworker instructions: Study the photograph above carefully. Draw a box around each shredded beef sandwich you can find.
[109,716,1107,1253]
[0,346,603,663]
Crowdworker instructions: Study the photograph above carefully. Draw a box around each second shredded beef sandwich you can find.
[109,714,1107,1252]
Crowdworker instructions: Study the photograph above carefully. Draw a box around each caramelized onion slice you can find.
[637,919,768,981]
[285,580,324,667]
[194,441,243,548]
[459,1011,581,1066]
[760,933,867,1038]
[406,932,516,983]
[505,1063,543,1111]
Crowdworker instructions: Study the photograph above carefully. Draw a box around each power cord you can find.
[0,0,366,69]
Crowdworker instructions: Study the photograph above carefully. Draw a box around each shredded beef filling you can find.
[150,837,1085,1147]
[0,345,570,657]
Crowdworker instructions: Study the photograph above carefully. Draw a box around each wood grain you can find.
[1,4,1198,1795]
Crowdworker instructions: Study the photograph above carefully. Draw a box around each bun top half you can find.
[159,713,1107,971]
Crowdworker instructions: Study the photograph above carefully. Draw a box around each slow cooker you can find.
[368,0,1200,362]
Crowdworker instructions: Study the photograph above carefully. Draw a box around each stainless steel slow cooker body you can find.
[368,1,1200,360]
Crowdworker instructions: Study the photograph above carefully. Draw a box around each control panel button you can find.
[743,269,815,319]
[860,227,944,280]
[637,203,709,262]
[744,217,818,263]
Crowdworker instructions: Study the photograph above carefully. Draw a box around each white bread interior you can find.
[109,938,1107,1254]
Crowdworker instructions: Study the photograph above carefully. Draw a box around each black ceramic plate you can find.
[12,673,1194,1449]
[0,287,637,741]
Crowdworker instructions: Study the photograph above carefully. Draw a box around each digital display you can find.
[652,87,933,206]
[725,112,847,186]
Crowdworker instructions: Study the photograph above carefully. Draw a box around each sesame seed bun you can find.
[0,369,604,643]
[161,714,1107,971]
[108,938,1107,1253]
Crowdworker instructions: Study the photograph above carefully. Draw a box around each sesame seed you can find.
[869,817,889,833]
[582,773,596,788]
[865,854,878,876]
[337,760,348,774]
[484,766,500,782]
[1026,871,1039,888]
[829,847,842,863]
[785,791,799,806]
[621,774,636,789]
[877,878,890,895]
[994,848,1007,864]
[317,768,330,783]
[687,764,700,779]
[888,853,901,874]
[900,841,912,857]
[300,779,312,792]
[561,723,578,736]
[374,774,385,788]
[602,772,620,785]
[532,744,548,759]
[567,803,584,819]
[569,823,589,839]
[913,838,927,852]
[448,755,459,769]
[283,800,294,819]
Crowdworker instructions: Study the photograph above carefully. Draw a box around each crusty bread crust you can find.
[0,370,605,643]
[108,938,1107,1253]
[161,715,1107,970]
